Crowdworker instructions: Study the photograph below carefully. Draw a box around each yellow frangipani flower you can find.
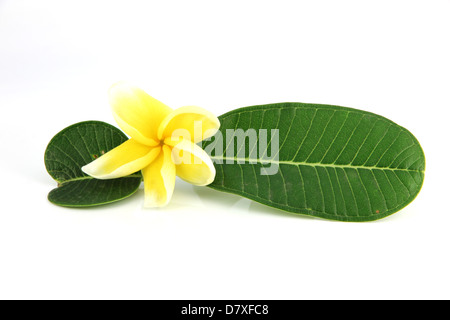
[82,82,220,207]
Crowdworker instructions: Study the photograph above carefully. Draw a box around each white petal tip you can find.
[81,163,111,180]
[213,117,220,128]
[195,178,215,187]
[81,164,93,176]
[143,193,171,208]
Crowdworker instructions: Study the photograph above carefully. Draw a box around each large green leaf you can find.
[203,103,425,221]
[45,121,142,207]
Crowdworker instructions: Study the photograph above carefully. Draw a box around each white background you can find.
[0,0,449,300]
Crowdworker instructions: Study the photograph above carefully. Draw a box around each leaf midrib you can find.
[210,156,424,173]
[56,173,142,186]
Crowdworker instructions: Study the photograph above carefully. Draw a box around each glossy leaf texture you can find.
[45,121,142,207]
[203,103,425,221]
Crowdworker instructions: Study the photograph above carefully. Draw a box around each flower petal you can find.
[157,106,220,143]
[109,82,172,146]
[81,139,160,179]
[142,145,176,207]
[167,139,216,186]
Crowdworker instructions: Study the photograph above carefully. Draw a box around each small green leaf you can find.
[203,103,425,221]
[45,121,142,207]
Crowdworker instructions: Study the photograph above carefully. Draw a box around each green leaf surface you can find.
[203,103,425,221]
[45,121,142,207]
